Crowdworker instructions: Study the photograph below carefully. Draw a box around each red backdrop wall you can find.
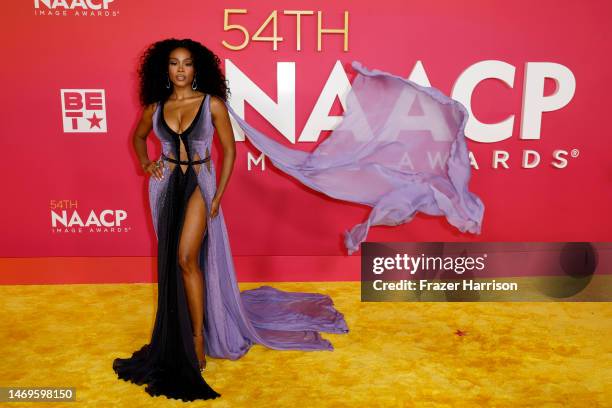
[1,1,610,283]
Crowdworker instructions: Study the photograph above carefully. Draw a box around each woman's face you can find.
[167,47,195,88]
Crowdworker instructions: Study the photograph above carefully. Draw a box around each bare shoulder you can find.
[133,102,158,138]
[143,102,157,116]
[209,95,228,119]
[138,102,157,124]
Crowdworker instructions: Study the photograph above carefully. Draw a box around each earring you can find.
[192,76,197,90]
[166,74,171,89]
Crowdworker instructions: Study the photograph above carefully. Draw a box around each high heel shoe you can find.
[193,334,207,372]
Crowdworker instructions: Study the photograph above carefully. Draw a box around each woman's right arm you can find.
[133,103,163,180]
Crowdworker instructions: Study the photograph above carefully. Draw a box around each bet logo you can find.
[61,89,107,133]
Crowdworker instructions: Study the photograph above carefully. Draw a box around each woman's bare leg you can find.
[178,185,208,369]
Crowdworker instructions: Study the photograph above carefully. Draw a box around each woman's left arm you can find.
[209,95,237,217]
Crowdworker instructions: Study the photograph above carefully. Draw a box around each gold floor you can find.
[0,282,610,407]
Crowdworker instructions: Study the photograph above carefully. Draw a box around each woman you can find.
[112,38,350,402]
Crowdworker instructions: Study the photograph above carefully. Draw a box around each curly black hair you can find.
[137,38,230,106]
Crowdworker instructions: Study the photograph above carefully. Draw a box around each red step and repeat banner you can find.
[1,1,610,283]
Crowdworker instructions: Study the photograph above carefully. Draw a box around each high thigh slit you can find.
[113,92,350,402]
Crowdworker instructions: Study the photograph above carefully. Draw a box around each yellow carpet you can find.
[0,282,609,407]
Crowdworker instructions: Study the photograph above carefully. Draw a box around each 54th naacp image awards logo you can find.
[61,89,107,133]
[34,0,120,17]
[50,199,132,234]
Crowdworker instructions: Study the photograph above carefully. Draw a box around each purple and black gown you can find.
[112,61,484,401]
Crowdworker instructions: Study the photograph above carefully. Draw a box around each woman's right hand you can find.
[142,159,164,180]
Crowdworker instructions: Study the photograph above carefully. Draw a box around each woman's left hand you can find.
[209,196,220,219]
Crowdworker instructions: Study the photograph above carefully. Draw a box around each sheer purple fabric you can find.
[225,61,484,255]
